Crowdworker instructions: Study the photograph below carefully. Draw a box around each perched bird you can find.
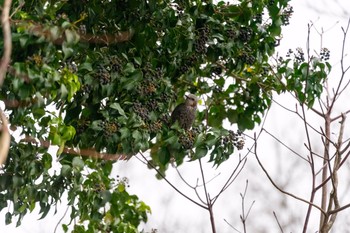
[170,94,198,130]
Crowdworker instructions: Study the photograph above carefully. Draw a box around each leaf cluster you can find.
[0,0,330,231]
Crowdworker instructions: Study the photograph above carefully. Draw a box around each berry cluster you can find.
[65,61,78,73]
[147,120,163,134]
[81,84,92,94]
[116,175,130,188]
[286,48,293,57]
[110,56,122,73]
[137,63,162,95]
[95,65,111,85]
[179,54,198,74]
[239,52,255,65]
[320,48,330,61]
[238,27,253,43]
[281,5,294,26]
[159,113,171,125]
[194,25,210,54]
[79,24,87,35]
[132,102,149,120]
[102,121,118,137]
[178,127,200,150]
[254,13,263,24]
[227,28,238,40]
[268,0,275,7]
[94,183,106,193]
[295,47,305,63]
[28,54,43,66]
[146,99,159,111]
[179,129,197,150]
[136,81,157,96]
[211,66,222,76]
[258,66,269,77]
[76,119,90,135]
[222,130,245,150]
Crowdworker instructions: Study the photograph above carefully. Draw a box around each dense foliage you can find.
[0,0,330,232]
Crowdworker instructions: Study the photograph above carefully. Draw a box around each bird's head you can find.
[185,94,198,108]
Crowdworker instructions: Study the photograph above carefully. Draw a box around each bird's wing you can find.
[170,103,185,123]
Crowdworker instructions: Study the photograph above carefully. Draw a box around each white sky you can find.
[1,0,350,232]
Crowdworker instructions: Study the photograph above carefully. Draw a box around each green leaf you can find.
[62,42,74,59]
[110,103,126,117]
[227,109,238,124]
[60,125,76,140]
[65,29,80,44]
[5,212,12,225]
[132,130,142,142]
[194,145,208,159]
[158,146,170,165]
[204,134,217,147]
[61,164,72,177]
[120,127,130,139]
[118,183,126,192]
[51,132,62,145]
[123,63,136,74]
[72,157,84,170]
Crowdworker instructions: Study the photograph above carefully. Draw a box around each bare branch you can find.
[239,180,255,233]
[224,219,241,233]
[328,202,350,215]
[262,129,308,162]
[212,154,247,205]
[331,109,350,122]
[330,18,350,106]
[253,134,326,216]
[138,152,208,210]
[199,159,217,233]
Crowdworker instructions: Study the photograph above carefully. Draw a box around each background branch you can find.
[0,0,12,86]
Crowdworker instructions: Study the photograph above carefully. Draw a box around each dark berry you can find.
[320,48,330,61]
[147,121,163,133]
[212,66,222,75]
[295,47,305,63]
[239,27,253,42]
[133,102,149,120]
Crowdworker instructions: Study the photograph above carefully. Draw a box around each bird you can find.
[170,93,198,130]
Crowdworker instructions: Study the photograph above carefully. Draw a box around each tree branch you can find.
[20,136,127,160]
[253,134,326,216]
[12,20,134,45]
[138,152,208,210]
[0,0,13,86]
[0,110,10,165]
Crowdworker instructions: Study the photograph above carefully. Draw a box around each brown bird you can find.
[170,94,198,130]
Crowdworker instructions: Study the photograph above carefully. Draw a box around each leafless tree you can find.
[253,19,350,233]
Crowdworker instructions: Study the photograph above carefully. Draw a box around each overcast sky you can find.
[1,0,350,233]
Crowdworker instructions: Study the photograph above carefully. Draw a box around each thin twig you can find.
[239,180,255,233]
[224,219,241,233]
[253,133,326,216]
[262,129,308,162]
[54,205,69,233]
[273,211,284,233]
[212,154,247,205]
[199,159,216,233]
[138,152,208,210]
[174,167,207,205]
